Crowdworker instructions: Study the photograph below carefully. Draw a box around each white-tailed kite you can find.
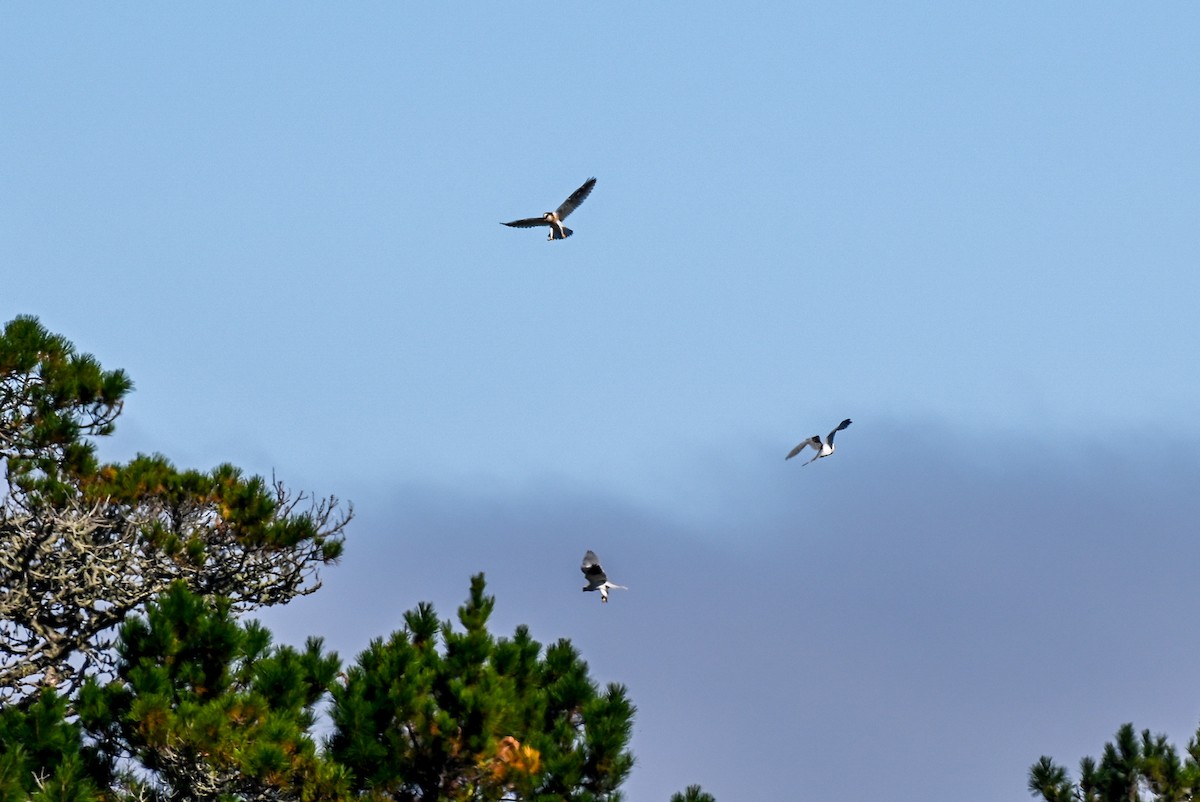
[581,550,626,603]
[503,177,597,240]
[786,418,853,465]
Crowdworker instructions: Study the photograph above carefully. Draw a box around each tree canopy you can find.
[328,575,635,802]
[0,315,350,700]
[0,315,714,802]
[1030,722,1200,802]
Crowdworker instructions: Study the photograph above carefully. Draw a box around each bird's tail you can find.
[556,226,574,240]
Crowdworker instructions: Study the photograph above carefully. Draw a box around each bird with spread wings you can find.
[503,177,597,240]
[786,418,853,465]
[580,550,626,603]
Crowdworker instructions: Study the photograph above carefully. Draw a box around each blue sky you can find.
[4,4,1199,800]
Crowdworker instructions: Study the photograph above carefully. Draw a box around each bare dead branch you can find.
[0,486,350,704]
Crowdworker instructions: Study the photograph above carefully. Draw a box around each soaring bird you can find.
[580,550,626,603]
[503,177,596,240]
[786,418,853,465]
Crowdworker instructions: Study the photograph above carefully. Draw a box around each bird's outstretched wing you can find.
[502,217,549,228]
[785,436,819,460]
[826,418,852,446]
[556,177,596,220]
[581,550,607,582]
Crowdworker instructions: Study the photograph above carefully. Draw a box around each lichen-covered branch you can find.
[0,317,352,706]
[0,474,350,703]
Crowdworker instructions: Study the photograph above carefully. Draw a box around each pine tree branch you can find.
[0,485,350,704]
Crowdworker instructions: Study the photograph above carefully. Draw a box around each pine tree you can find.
[78,582,349,802]
[0,315,131,488]
[1029,722,1200,801]
[0,316,350,701]
[1,316,712,801]
[327,574,636,802]
[0,689,101,802]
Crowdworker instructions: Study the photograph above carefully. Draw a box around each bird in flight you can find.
[580,550,626,603]
[502,177,597,240]
[786,418,853,465]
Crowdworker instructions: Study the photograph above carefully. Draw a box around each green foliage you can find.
[65,576,645,802]
[1030,722,1200,801]
[1,317,349,700]
[0,317,706,801]
[0,314,132,495]
[79,582,349,801]
[328,573,636,802]
[83,454,346,562]
[0,690,100,802]
[669,786,716,802]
